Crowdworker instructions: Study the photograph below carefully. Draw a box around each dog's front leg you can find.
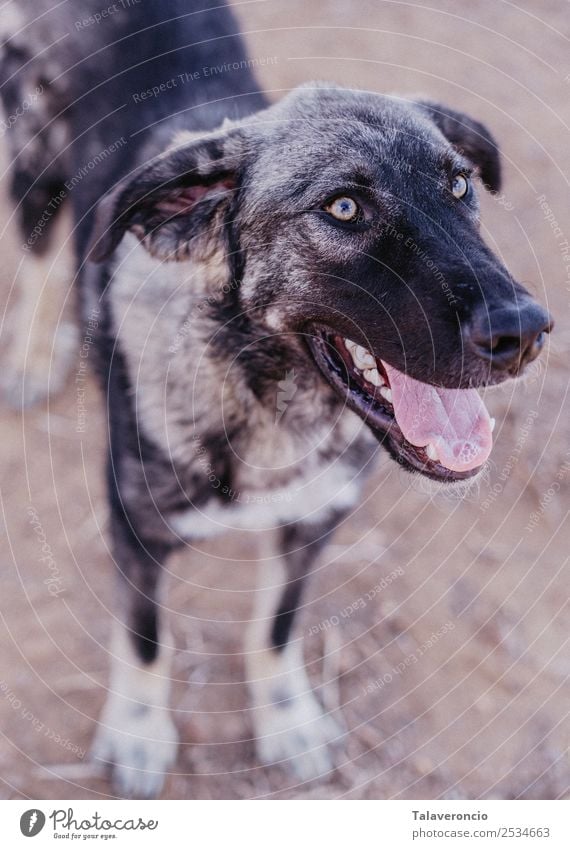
[246,517,345,781]
[92,511,178,799]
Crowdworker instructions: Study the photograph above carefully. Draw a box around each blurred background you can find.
[0,0,568,799]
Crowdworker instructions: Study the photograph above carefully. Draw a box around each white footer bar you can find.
[2,799,568,848]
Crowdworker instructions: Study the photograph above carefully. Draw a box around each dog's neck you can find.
[108,235,348,464]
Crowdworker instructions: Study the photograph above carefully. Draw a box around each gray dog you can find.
[1,0,551,796]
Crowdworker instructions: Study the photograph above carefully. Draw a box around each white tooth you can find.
[380,386,393,403]
[344,338,357,351]
[355,345,376,368]
[364,367,383,387]
[352,345,375,369]
[490,417,496,432]
[426,443,439,461]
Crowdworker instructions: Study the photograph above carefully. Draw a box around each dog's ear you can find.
[88,128,245,262]
[414,100,501,193]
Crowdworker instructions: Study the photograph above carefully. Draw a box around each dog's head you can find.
[90,83,552,483]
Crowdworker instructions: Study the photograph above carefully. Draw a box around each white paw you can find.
[92,698,179,799]
[253,692,343,781]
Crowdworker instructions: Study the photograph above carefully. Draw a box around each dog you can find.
[1,0,552,797]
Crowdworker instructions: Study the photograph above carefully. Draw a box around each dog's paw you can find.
[253,693,343,781]
[92,701,179,799]
[1,320,76,408]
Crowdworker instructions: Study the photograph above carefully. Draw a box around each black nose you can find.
[465,300,553,373]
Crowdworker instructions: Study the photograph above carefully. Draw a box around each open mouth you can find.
[307,326,495,483]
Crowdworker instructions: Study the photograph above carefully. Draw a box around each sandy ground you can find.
[0,0,568,800]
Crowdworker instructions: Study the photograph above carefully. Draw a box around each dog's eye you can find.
[325,196,361,222]
[451,174,469,199]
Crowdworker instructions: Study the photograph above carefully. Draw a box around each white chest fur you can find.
[169,459,362,539]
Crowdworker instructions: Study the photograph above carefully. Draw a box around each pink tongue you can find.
[381,361,493,472]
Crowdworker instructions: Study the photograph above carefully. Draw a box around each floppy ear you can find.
[414,100,501,193]
[88,128,245,262]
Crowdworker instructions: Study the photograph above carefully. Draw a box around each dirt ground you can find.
[0,0,568,800]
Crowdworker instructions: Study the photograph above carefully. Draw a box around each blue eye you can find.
[451,173,469,199]
[326,196,360,222]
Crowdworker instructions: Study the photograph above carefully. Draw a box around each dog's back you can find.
[1,0,266,256]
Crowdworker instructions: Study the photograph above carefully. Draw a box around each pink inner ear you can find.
[155,178,234,217]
